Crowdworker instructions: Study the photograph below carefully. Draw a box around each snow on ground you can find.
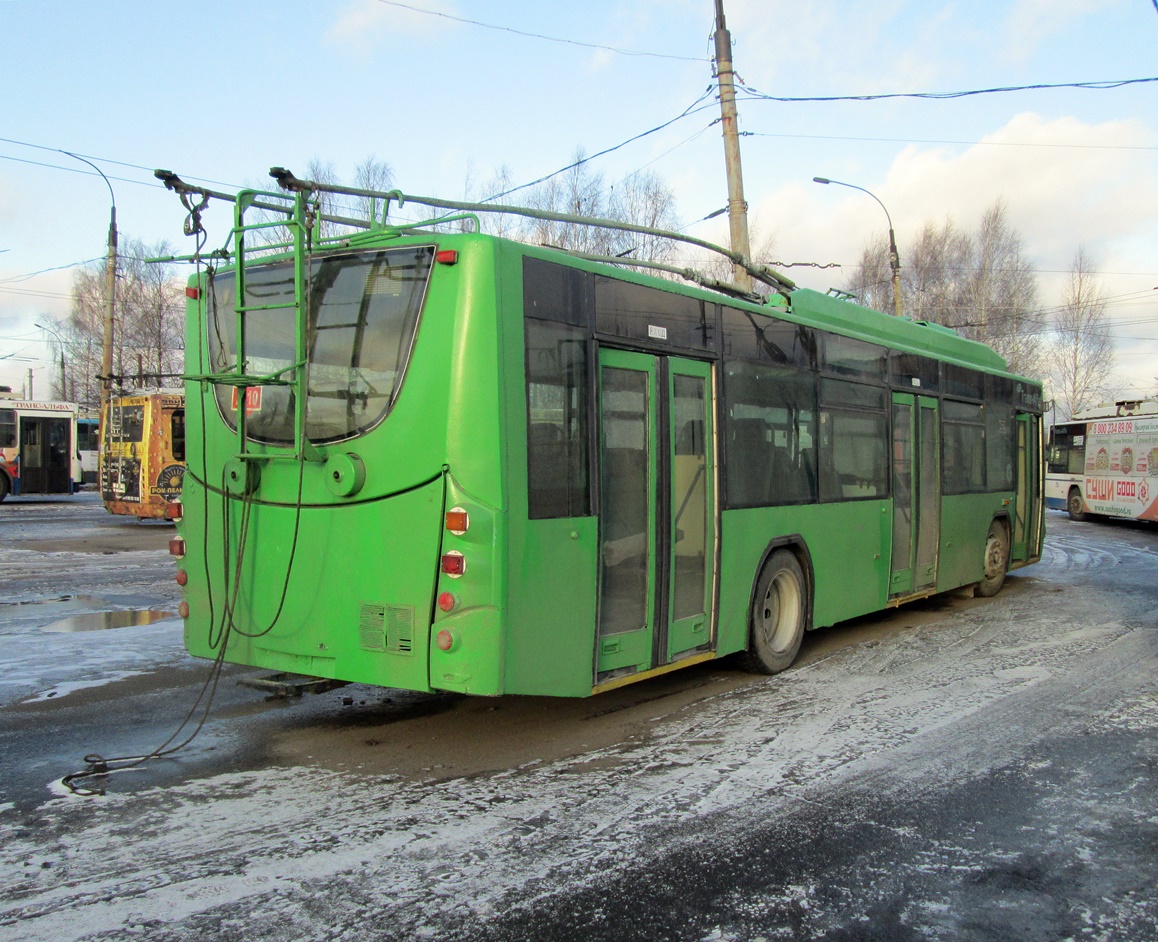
[0,513,1155,940]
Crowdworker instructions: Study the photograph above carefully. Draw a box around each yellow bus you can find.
[100,389,186,519]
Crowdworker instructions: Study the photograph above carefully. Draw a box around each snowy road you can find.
[1,498,1155,940]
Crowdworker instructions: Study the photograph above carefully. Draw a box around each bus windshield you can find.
[209,245,434,445]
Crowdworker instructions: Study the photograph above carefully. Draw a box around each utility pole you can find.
[713,0,752,293]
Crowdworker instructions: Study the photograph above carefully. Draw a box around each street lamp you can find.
[813,177,903,318]
[36,319,68,399]
[60,151,117,409]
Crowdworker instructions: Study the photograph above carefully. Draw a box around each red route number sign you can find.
[230,386,263,414]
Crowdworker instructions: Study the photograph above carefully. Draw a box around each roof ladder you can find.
[220,189,322,482]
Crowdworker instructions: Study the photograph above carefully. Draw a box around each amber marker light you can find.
[445,507,469,535]
[178,601,190,618]
[166,501,183,520]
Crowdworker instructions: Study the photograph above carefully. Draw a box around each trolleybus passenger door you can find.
[1011,413,1041,561]
[595,350,716,679]
[890,394,940,596]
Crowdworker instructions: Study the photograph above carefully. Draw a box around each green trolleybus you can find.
[160,169,1044,697]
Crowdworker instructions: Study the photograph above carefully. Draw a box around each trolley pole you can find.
[713,0,752,293]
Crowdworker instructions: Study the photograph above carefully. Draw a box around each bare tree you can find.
[1048,247,1116,419]
[56,239,185,405]
[843,200,1045,377]
[352,156,395,225]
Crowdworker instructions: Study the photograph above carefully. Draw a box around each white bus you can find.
[0,396,81,501]
[1046,398,1158,522]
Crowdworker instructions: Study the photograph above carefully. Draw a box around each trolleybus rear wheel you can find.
[743,550,806,675]
[0,474,8,502]
[1067,487,1087,521]
[977,520,1009,598]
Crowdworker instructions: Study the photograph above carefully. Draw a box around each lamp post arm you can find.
[813,176,903,317]
[60,151,118,407]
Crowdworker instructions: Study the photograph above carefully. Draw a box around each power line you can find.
[742,130,1157,152]
[0,152,160,190]
[369,0,705,62]
[0,258,103,285]
[485,90,717,202]
[738,75,1158,103]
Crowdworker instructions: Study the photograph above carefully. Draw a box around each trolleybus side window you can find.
[525,320,590,519]
[208,246,434,445]
[721,306,816,368]
[942,399,987,493]
[1048,423,1085,474]
[0,409,14,448]
[523,259,593,520]
[171,410,187,463]
[818,378,888,501]
[723,359,817,508]
[596,277,713,351]
[821,334,888,382]
[944,363,984,400]
[986,375,1017,490]
[891,352,941,392]
[112,405,145,442]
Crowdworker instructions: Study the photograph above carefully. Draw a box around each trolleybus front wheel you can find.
[977,520,1009,598]
[743,550,806,675]
[1067,486,1087,522]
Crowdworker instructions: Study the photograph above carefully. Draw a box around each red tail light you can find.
[436,629,456,651]
[440,551,466,577]
[186,286,201,300]
[435,250,459,265]
[437,592,457,612]
[176,569,188,587]
[168,538,186,558]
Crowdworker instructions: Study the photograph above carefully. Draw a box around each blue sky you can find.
[2,0,1156,397]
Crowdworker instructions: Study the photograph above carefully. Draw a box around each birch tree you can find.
[1048,247,1116,419]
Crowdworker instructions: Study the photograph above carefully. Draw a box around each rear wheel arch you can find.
[742,536,814,675]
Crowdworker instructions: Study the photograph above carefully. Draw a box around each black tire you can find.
[0,474,9,502]
[977,520,1009,598]
[1067,487,1087,522]
[743,549,806,675]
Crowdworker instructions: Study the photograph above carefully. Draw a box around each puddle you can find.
[41,609,175,633]
[4,597,175,633]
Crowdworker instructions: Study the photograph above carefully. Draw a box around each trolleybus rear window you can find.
[208,246,434,445]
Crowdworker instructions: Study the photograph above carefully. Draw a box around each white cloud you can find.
[760,112,1158,393]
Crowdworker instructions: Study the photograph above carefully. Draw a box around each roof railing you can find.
[154,167,795,301]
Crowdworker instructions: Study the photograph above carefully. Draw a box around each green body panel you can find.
[716,500,892,655]
[937,493,1014,591]
[504,517,600,696]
